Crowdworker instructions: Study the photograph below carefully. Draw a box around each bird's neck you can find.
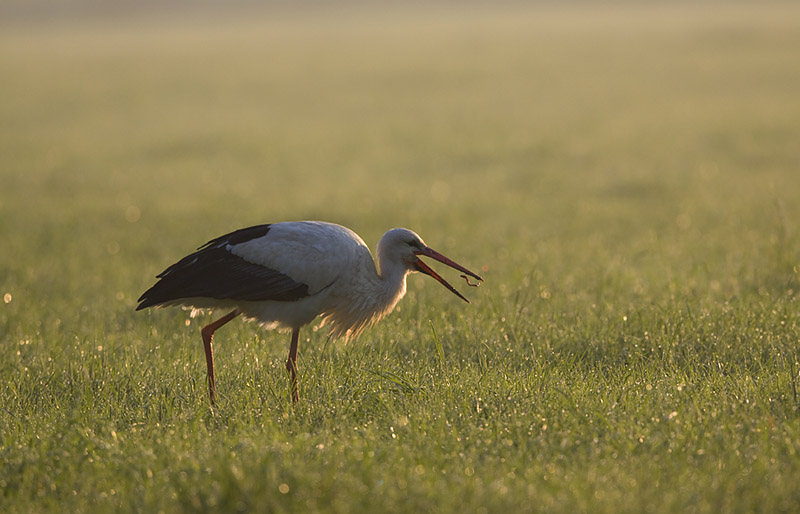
[375,260,409,311]
[322,256,409,340]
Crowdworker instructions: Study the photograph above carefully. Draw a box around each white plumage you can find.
[137,221,483,404]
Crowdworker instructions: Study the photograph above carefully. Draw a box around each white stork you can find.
[137,221,483,404]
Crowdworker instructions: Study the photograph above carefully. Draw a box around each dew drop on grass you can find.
[125,205,141,223]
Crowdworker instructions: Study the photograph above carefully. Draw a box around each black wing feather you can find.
[136,224,310,310]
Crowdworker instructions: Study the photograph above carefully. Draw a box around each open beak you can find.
[412,246,484,303]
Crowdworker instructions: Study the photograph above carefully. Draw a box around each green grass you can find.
[2,4,800,513]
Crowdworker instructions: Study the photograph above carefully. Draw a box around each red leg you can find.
[200,309,240,405]
[286,329,300,403]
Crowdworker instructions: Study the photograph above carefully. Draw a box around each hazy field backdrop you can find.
[1,3,799,513]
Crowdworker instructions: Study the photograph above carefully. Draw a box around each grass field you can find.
[2,3,800,513]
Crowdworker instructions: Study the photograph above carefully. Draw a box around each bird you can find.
[136,221,483,404]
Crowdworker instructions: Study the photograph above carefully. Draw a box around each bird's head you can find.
[377,228,484,303]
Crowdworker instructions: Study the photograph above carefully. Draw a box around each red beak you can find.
[412,246,484,303]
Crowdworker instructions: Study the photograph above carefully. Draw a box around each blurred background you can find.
[1,1,799,316]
